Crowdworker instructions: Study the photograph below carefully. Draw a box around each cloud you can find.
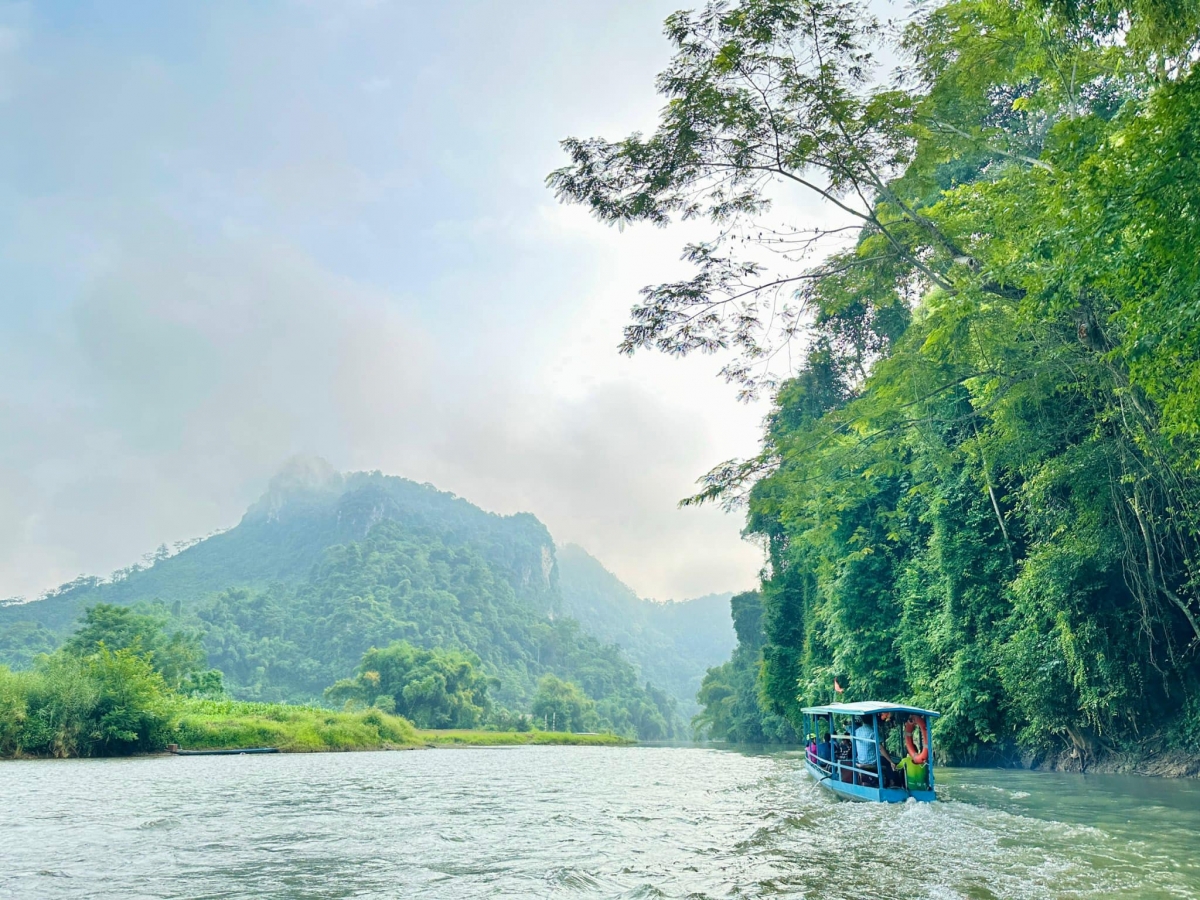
[0,222,433,595]
[0,0,771,602]
[0,211,764,601]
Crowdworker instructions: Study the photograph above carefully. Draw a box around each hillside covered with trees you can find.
[557,544,736,715]
[0,460,686,739]
[552,0,1200,764]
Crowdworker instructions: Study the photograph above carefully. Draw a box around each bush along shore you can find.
[0,662,631,759]
[0,605,634,759]
[173,698,423,753]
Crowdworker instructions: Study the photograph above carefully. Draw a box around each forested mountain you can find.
[0,460,683,738]
[1,458,558,634]
[552,0,1200,764]
[557,544,737,716]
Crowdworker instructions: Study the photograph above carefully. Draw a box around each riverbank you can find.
[173,700,632,753]
[0,693,635,758]
[419,729,631,747]
[1023,747,1200,778]
[173,698,424,752]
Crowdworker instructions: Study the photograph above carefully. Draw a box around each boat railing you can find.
[809,729,886,784]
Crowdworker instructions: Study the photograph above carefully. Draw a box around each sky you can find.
[0,0,853,602]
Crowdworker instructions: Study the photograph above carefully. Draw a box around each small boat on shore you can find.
[801,701,939,803]
[169,746,279,756]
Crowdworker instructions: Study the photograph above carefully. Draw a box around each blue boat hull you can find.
[804,760,935,803]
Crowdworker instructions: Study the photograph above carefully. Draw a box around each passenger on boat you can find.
[834,736,853,780]
[853,715,900,787]
[853,717,876,768]
[896,754,928,790]
[816,731,832,772]
[851,717,877,785]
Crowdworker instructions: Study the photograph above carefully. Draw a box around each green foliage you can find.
[180,668,227,699]
[0,621,57,670]
[173,697,420,752]
[324,641,492,729]
[63,603,206,688]
[196,522,681,738]
[531,675,598,732]
[557,0,1200,761]
[419,729,629,747]
[693,592,798,743]
[556,544,736,717]
[0,469,685,741]
[0,649,177,758]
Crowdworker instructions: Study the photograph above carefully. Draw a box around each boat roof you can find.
[800,701,940,717]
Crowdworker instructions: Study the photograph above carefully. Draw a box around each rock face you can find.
[247,455,345,523]
[1023,747,1200,778]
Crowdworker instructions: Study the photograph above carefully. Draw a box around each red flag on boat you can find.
[833,678,844,694]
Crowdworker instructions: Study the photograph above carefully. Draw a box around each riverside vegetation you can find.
[552,0,1200,769]
[0,606,632,757]
[0,463,731,757]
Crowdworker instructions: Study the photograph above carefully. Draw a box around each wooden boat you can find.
[801,701,939,803]
[169,747,280,756]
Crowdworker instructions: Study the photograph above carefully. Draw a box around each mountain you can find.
[0,459,684,738]
[556,544,738,718]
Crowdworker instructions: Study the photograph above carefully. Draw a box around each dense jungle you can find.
[551,0,1200,766]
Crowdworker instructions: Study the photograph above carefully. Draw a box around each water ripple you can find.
[1,748,1197,899]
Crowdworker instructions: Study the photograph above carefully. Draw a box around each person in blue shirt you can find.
[853,717,877,768]
[852,715,898,786]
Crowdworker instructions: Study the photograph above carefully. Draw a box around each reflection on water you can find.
[2,747,1197,899]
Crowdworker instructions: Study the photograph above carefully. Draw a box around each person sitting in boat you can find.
[834,735,853,780]
[895,714,930,789]
[815,724,832,773]
[853,715,899,787]
[896,753,928,790]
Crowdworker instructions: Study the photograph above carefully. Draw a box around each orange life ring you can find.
[904,717,930,765]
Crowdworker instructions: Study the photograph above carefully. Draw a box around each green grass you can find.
[172,699,632,753]
[173,698,422,752]
[419,729,632,747]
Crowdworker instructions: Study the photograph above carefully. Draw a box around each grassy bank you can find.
[173,701,631,753]
[173,698,423,752]
[419,729,632,747]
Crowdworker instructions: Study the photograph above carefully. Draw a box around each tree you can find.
[3,648,176,758]
[325,641,492,729]
[549,0,993,399]
[693,592,797,743]
[531,675,598,732]
[64,604,206,688]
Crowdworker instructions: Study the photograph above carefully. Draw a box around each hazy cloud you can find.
[0,0,773,601]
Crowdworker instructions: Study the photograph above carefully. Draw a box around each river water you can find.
[2,746,1197,899]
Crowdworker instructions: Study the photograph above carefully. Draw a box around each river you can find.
[2,746,1197,899]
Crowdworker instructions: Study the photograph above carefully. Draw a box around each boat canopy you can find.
[800,701,940,718]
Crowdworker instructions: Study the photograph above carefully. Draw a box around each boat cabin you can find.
[800,701,939,803]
